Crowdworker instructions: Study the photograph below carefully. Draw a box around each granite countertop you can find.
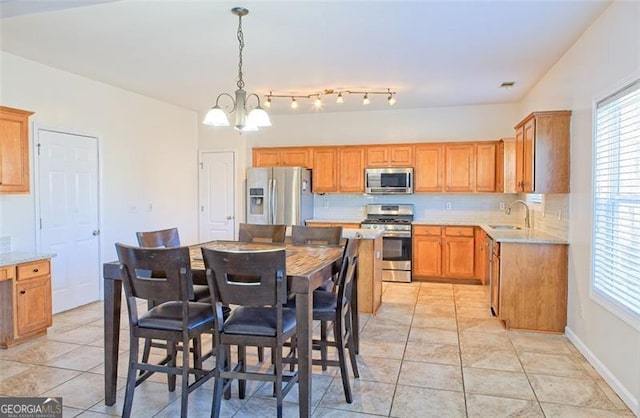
[306,219,364,224]
[0,251,56,268]
[413,220,567,244]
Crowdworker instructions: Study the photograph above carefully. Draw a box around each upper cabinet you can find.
[310,146,365,193]
[0,106,34,194]
[476,142,498,192]
[365,145,413,167]
[444,143,475,192]
[514,111,571,193]
[414,144,444,192]
[252,147,310,168]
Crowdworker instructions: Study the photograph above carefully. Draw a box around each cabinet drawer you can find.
[444,226,474,237]
[0,266,16,281]
[16,260,50,280]
[413,225,441,236]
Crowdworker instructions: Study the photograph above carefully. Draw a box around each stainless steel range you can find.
[360,204,414,283]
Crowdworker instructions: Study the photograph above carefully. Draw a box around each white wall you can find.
[520,1,640,414]
[0,52,200,263]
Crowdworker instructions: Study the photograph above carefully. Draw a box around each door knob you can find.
[92,230,100,236]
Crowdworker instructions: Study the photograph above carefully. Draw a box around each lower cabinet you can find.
[413,225,476,280]
[0,259,53,348]
[494,243,568,333]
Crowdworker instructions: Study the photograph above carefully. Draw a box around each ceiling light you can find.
[202,7,271,132]
[265,88,397,108]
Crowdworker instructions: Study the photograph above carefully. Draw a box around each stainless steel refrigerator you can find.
[246,167,313,225]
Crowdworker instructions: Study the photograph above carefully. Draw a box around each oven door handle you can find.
[382,231,411,238]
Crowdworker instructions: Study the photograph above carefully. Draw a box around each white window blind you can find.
[592,79,640,326]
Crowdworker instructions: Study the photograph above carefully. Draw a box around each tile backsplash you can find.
[312,192,569,240]
[0,236,11,253]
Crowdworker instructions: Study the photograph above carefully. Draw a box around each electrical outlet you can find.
[446,202,452,210]
[499,202,505,210]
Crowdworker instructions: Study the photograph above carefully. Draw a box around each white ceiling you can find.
[0,0,611,115]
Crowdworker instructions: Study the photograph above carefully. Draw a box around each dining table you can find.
[102,240,344,418]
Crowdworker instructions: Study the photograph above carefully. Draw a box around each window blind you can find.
[592,79,640,325]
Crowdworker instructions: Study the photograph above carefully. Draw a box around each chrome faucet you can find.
[506,199,531,228]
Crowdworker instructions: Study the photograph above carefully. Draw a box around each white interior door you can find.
[37,128,100,313]
[199,151,235,241]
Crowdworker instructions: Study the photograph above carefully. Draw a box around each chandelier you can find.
[264,88,397,109]
[203,7,271,132]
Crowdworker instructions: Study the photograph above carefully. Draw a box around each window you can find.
[592,79,640,328]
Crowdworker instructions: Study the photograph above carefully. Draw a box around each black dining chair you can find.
[115,243,215,418]
[292,225,343,291]
[238,223,286,243]
[237,223,287,362]
[136,227,212,368]
[288,238,360,403]
[201,246,298,418]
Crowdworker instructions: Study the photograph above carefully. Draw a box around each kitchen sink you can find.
[488,224,522,230]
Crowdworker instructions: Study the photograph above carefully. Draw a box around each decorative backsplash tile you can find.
[312,192,569,240]
[0,236,11,253]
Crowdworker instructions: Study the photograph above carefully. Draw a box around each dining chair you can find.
[237,223,286,362]
[136,227,212,368]
[291,225,342,246]
[201,246,298,418]
[238,223,286,243]
[288,238,360,403]
[115,243,215,418]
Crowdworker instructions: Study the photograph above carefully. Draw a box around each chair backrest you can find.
[201,247,287,307]
[136,227,180,248]
[115,243,194,313]
[336,239,360,312]
[291,225,342,246]
[238,223,286,243]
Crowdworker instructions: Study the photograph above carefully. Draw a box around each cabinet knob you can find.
[33,268,39,273]
[19,290,26,295]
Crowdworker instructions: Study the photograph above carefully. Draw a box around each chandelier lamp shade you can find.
[203,7,271,132]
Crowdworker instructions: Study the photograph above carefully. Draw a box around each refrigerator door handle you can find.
[270,178,277,225]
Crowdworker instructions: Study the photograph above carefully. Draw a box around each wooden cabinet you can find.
[495,243,568,332]
[311,147,338,193]
[514,111,571,193]
[413,226,443,277]
[309,146,365,193]
[444,143,475,192]
[414,144,444,192]
[0,258,53,348]
[443,227,475,278]
[338,146,365,193]
[252,147,310,168]
[365,145,413,167]
[490,241,500,316]
[356,235,383,314]
[413,225,475,279]
[0,106,34,194]
[475,142,498,192]
[474,228,489,285]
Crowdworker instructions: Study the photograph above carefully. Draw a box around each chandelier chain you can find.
[236,14,245,90]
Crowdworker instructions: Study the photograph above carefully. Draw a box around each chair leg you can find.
[192,336,202,380]
[238,345,247,399]
[335,323,353,404]
[274,344,283,418]
[167,341,177,392]
[211,342,226,418]
[223,346,232,400]
[139,338,152,376]
[123,335,139,418]
[320,320,328,371]
[346,311,359,378]
[257,346,264,362]
[180,337,191,418]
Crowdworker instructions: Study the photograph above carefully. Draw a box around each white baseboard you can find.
[565,326,639,417]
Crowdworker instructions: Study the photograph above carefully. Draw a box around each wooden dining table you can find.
[102,240,344,418]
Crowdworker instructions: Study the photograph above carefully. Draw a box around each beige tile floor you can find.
[0,282,635,417]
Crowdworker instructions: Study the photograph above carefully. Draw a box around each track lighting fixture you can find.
[264,88,397,109]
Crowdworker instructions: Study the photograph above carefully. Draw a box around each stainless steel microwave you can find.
[365,167,413,194]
